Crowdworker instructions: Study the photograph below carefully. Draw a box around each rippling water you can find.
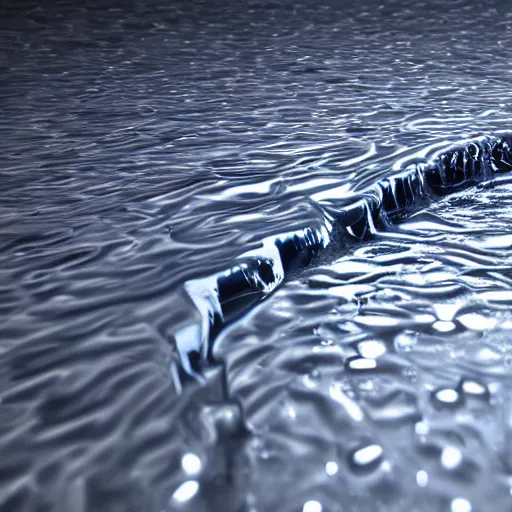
[3,0,512,510]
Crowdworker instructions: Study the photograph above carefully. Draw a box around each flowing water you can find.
[2,0,512,510]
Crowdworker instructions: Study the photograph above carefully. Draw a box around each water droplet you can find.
[171,481,199,504]
[325,461,339,476]
[181,453,202,476]
[441,446,462,470]
[451,497,472,512]
[352,444,383,468]
[416,470,429,487]
[303,500,323,512]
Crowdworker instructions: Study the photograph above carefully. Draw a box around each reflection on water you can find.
[2,0,512,510]
[215,181,512,511]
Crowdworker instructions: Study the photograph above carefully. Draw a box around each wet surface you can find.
[2,0,512,510]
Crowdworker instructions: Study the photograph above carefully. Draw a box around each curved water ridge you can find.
[213,176,512,512]
[179,133,512,377]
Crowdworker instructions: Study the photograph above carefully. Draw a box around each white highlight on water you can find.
[181,453,202,476]
[353,444,383,466]
[416,470,429,487]
[451,498,472,512]
[303,500,323,512]
[172,480,199,503]
[441,446,463,470]
[325,461,339,476]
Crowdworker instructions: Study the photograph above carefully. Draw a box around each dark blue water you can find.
[2,0,512,510]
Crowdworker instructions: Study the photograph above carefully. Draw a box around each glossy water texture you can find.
[3,0,512,510]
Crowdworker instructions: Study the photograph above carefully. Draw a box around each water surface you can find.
[2,0,512,510]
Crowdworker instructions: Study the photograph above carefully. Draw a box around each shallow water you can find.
[2,0,512,510]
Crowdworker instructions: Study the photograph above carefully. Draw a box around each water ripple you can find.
[4,0,512,510]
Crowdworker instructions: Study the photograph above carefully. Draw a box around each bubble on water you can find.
[181,453,202,476]
[171,480,199,504]
[303,500,323,512]
[325,461,339,476]
[441,446,462,470]
[416,470,429,487]
[451,497,472,512]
